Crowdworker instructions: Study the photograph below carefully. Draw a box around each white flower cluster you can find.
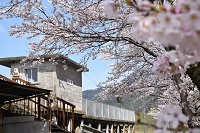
[152,50,191,75]
[126,0,200,74]
[156,106,200,133]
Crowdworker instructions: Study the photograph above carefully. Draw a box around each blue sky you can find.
[0,19,110,91]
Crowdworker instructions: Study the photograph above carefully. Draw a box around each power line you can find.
[83,73,98,88]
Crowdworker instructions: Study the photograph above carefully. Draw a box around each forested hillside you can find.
[82,88,159,112]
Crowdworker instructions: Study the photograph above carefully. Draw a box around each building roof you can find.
[0,55,88,71]
[0,79,51,103]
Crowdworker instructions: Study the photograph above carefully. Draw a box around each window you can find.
[25,68,38,82]
[67,79,73,85]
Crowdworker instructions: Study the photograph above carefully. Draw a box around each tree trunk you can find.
[187,62,200,90]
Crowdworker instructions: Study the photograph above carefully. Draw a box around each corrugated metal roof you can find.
[0,79,51,103]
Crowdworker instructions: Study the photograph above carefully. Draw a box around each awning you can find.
[0,79,51,103]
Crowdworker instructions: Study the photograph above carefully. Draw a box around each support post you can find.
[110,124,114,133]
[128,125,131,133]
[75,126,80,133]
[68,119,72,132]
[132,125,135,133]
[88,123,92,127]
[122,125,126,133]
[106,124,109,133]
[98,123,101,131]
[117,125,120,133]
[80,120,84,133]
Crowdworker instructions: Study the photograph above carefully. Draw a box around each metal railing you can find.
[82,99,135,122]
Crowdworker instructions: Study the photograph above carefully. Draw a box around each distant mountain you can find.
[82,88,103,100]
[82,88,159,112]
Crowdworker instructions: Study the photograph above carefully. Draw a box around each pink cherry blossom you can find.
[156,105,188,130]
[186,128,200,133]
[166,106,188,128]
[1,0,200,132]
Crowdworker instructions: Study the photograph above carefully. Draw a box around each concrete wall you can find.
[10,61,55,91]
[55,63,83,111]
[3,116,50,133]
[10,60,83,111]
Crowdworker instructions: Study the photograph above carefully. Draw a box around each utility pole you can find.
[144,108,146,133]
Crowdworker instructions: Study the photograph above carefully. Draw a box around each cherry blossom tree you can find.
[0,0,200,131]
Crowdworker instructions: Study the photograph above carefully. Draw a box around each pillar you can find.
[110,124,114,133]
[79,120,84,133]
[106,124,109,133]
[88,123,92,127]
[98,123,101,131]
[117,125,120,133]
[75,126,80,133]
[122,125,126,133]
[132,125,135,133]
[128,125,131,133]
[68,119,72,132]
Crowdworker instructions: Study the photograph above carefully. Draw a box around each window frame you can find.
[24,67,38,83]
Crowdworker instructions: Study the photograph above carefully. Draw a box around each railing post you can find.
[85,99,88,115]
[47,93,52,133]
[114,106,116,119]
[47,93,51,121]
[108,105,110,119]
[94,101,96,116]
[23,99,25,115]
[72,107,75,133]
[62,102,65,127]
[102,103,104,118]
[123,109,125,120]
[28,98,30,115]
[35,97,37,118]
[38,96,41,120]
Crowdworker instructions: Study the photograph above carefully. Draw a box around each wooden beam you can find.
[12,84,49,93]
[0,92,21,98]
[3,93,47,104]
[0,74,16,83]
[0,87,13,92]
